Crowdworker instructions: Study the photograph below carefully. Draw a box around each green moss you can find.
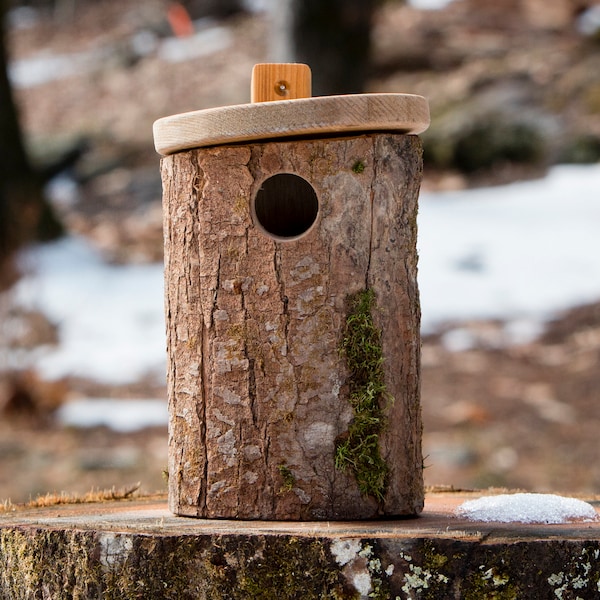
[235,537,347,599]
[335,288,390,502]
[102,535,210,599]
[0,527,359,599]
[278,464,296,493]
[0,528,103,599]
[423,541,449,571]
[351,160,366,174]
[463,566,518,600]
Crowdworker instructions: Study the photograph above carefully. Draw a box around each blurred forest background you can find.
[0,0,600,504]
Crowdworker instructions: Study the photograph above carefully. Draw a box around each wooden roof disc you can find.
[153,63,429,156]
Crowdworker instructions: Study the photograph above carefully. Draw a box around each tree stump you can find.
[161,132,424,519]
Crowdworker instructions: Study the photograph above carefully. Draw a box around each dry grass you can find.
[1,481,144,512]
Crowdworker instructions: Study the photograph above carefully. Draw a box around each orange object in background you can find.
[167,3,194,37]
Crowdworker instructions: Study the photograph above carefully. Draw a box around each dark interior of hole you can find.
[254,174,319,238]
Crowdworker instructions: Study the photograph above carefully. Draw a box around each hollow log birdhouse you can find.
[153,63,430,520]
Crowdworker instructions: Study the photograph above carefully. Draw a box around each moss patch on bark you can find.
[335,288,390,502]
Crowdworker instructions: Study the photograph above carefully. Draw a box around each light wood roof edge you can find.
[153,93,430,156]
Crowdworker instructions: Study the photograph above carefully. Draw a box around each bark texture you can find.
[162,133,424,519]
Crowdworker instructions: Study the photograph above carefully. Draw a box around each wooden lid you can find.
[153,63,430,156]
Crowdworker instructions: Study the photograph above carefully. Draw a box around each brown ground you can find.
[1,0,599,504]
[421,301,600,494]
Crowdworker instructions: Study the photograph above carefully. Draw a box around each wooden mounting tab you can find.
[251,63,312,103]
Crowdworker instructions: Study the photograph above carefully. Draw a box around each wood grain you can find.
[153,93,430,155]
[251,63,311,103]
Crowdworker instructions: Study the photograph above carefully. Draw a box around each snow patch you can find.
[456,493,598,524]
[418,164,600,334]
[56,398,168,432]
[408,0,455,9]
[158,25,231,63]
[14,236,165,385]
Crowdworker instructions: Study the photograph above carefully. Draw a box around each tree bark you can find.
[162,133,424,520]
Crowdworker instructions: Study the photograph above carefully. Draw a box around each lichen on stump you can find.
[161,133,424,520]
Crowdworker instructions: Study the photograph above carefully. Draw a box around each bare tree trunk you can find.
[0,0,33,260]
[163,133,424,520]
[270,0,377,96]
[0,0,61,285]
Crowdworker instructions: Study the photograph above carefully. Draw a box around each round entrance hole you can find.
[253,173,319,240]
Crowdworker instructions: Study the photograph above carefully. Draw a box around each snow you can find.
[577,6,600,37]
[8,163,600,389]
[418,163,600,335]
[408,0,455,10]
[8,24,232,88]
[56,398,168,432]
[9,49,104,88]
[456,493,598,524]
[14,237,165,385]
[157,24,232,63]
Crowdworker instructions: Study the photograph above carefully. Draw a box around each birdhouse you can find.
[153,64,429,520]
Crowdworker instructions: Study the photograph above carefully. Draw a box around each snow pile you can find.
[456,493,598,524]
